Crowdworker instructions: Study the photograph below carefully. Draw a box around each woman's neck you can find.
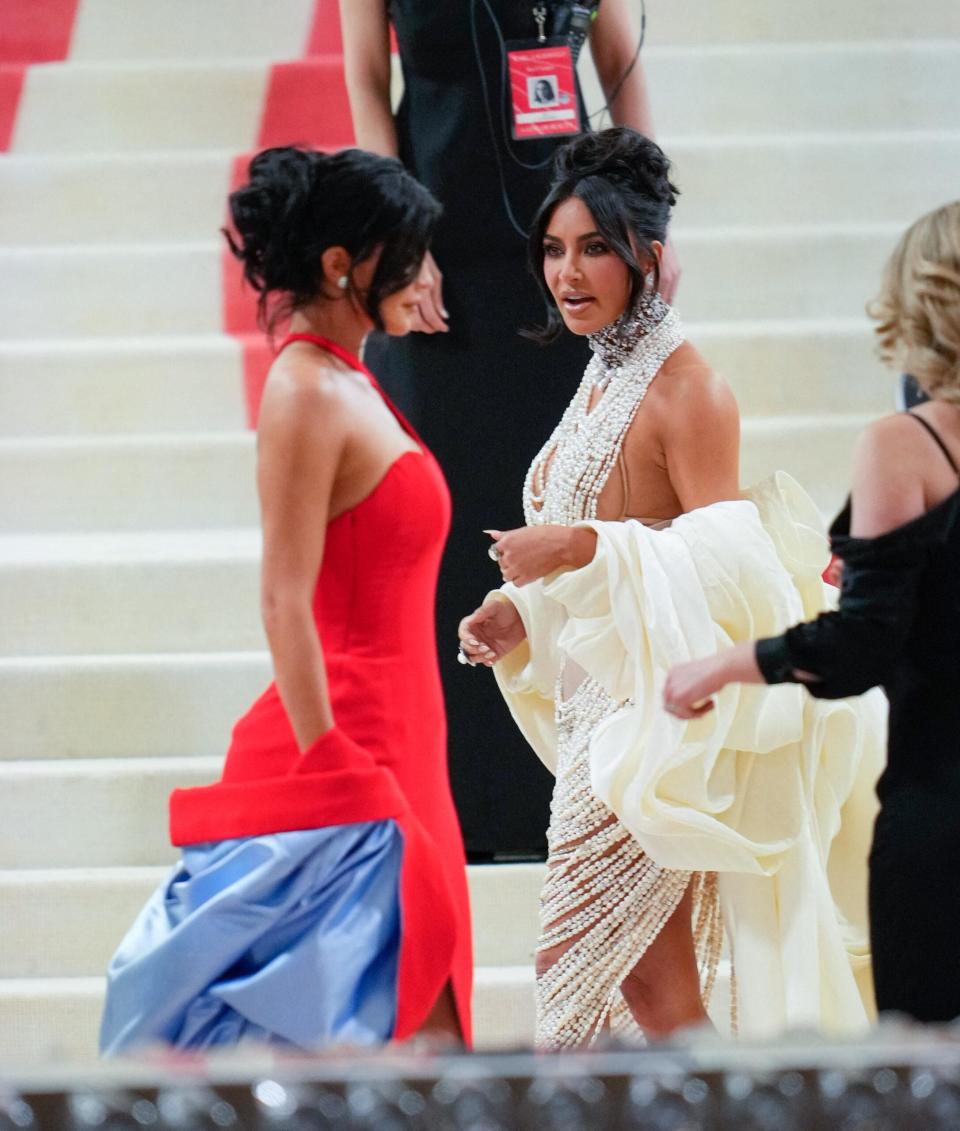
[288,301,371,361]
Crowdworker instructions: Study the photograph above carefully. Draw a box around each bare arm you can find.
[257,369,350,751]
[339,0,398,157]
[589,0,655,137]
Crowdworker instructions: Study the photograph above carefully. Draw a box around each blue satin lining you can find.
[99,821,403,1055]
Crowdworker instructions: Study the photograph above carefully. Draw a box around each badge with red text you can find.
[507,42,581,140]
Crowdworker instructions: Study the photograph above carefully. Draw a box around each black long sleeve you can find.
[755,520,934,700]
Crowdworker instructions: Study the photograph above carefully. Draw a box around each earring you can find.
[337,275,349,290]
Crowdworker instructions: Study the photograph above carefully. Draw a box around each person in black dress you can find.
[340,0,678,858]
[663,200,960,1023]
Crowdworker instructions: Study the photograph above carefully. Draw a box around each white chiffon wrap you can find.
[493,473,885,1037]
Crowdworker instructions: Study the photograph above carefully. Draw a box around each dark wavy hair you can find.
[224,146,441,332]
[527,127,679,343]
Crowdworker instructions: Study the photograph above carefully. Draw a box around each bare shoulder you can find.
[850,414,928,536]
[649,341,739,430]
[853,412,929,474]
[258,350,355,449]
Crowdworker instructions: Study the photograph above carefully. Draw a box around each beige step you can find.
[10,44,959,157]
[696,319,892,419]
[0,968,536,1065]
[4,135,956,248]
[0,652,271,762]
[0,433,257,533]
[68,0,317,61]
[0,322,888,442]
[740,414,868,518]
[641,0,960,43]
[0,530,263,657]
[0,863,544,978]
[0,757,217,869]
[0,227,898,340]
[0,336,248,437]
[11,62,269,154]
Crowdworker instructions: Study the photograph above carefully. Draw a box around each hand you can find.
[662,655,723,720]
[458,597,526,667]
[658,237,681,304]
[410,250,448,334]
[485,525,596,587]
[663,642,763,719]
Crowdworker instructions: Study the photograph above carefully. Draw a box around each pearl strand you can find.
[524,303,684,528]
[535,675,724,1050]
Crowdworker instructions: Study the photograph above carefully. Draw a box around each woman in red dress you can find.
[100,146,472,1053]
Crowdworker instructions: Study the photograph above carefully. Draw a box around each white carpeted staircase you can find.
[0,0,957,1064]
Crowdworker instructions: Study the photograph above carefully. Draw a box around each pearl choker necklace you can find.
[587,293,671,391]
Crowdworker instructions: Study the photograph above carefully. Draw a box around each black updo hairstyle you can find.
[527,127,679,343]
[224,146,441,332]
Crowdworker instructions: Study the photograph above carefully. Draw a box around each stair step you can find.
[0,432,257,532]
[0,321,889,440]
[740,414,867,517]
[649,42,960,135]
[0,410,864,544]
[0,419,862,657]
[9,45,960,156]
[3,134,958,248]
[0,863,544,978]
[670,131,960,229]
[0,152,234,246]
[0,226,898,340]
[0,757,220,868]
[697,319,891,418]
[0,337,248,437]
[0,529,263,656]
[0,652,270,762]
[0,967,536,1064]
[68,0,318,62]
[642,0,960,44]
[53,0,960,59]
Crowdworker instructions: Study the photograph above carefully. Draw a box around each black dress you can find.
[756,412,960,1022]
[368,1,592,857]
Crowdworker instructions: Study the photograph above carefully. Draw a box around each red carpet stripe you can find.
[225,0,356,425]
[306,0,343,55]
[0,66,25,151]
[0,0,80,64]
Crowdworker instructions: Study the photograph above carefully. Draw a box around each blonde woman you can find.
[665,201,960,1024]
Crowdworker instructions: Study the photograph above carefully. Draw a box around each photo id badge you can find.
[506,40,581,140]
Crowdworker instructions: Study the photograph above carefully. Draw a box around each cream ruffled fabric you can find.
[494,472,886,1038]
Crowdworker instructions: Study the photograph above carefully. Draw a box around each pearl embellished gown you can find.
[495,301,884,1045]
[521,302,722,1048]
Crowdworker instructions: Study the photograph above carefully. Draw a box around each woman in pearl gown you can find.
[459,129,884,1048]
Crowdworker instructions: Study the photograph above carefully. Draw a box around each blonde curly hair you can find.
[869,201,960,404]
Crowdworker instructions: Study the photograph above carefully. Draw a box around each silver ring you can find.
[457,644,475,667]
[487,544,501,562]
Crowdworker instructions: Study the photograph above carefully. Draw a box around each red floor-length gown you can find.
[169,333,473,1043]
